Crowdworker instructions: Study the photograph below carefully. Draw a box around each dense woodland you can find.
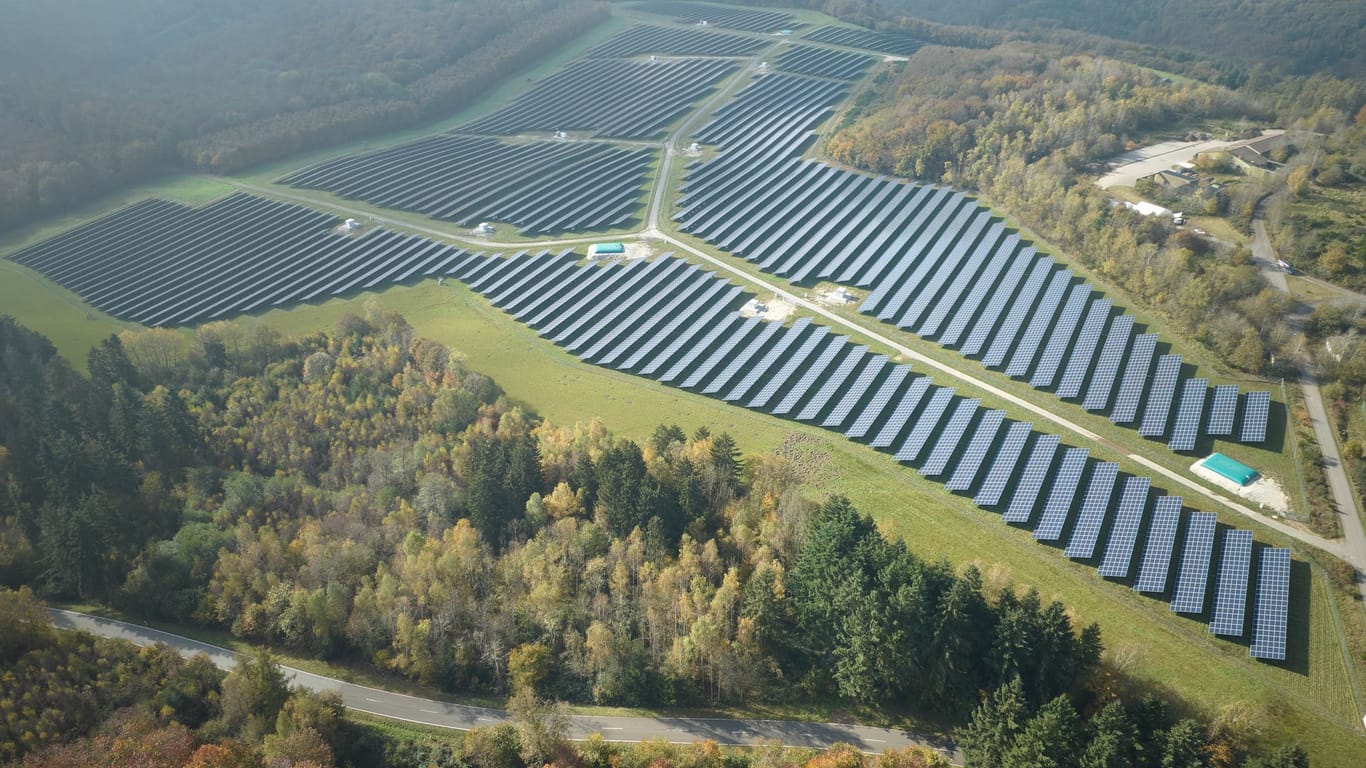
[0,313,1305,766]
[863,0,1366,80]
[0,0,607,232]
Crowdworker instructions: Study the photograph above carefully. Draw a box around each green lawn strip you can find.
[252,278,1365,759]
[0,260,135,373]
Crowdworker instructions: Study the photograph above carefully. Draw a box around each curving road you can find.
[1250,214,1366,607]
[47,609,962,762]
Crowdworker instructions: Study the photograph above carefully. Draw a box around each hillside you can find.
[0,0,606,232]
[872,0,1366,79]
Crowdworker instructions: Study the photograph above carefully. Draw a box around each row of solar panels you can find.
[445,251,1290,660]
[803,25,924,57]
[281,135,651,236]
[676,72,1272,451]
[633,1,800,34]
[586,24,769,58]
[461,57,737,139]
[7,193,472,327]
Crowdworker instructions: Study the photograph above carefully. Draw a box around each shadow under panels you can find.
[7,192,473,327]
[444,250,1291,661]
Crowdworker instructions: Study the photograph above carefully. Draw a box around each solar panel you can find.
[1168,378,1209,452]
[1028,284,1092,389]
[1209,530,1253,636]
[823,356,890,428]
[1250,548,1291,660]
[869,377,935,448]
[1054,298,1113,398]
[945,410,1005,490]
[1240,391,1271,443]
[1097,478,1151,577]
[1138,354,1184,437]
[724,319,813,402]
[1064,462,1120,557]
[797,346,869,421]
[1082,315,1134,411]
[1134,497,1183,593]
[893,388,957,461]
[1004,268,1072,377]
[1206,384,1239,436]
[1002,435,1060,522]
[848,367,914,440]
[747,326,831,409]
[1033,448,1090,540]
[1170,512,1217,613]
[980,258,1053,366]
[972,422,1033,504]
[1110,333,1157,423]
[919,398,981,475]
[771,337,848,416]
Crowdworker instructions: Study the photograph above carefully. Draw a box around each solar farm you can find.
[631,1,800,33]
[6,193,471,326]
[280,136,653,235]
[443,249,1291,660]
[1,7,1304,668]
[674,71,1274,453]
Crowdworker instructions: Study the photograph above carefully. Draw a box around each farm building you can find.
[588,242,626,259]
[1202,453,1260,486]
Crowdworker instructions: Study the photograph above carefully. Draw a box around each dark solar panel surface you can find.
[1003,434,1060,522]
[1171,512,1217,613]
[973,422,1033,505]
[1064,462,1121,558]
[1209,530,1253,636]
[1097,477,1151,577]
[1134,496,1183,593]
[945,410,1005,490]
[1032,448,1090,540]
[1249,548,1290,660]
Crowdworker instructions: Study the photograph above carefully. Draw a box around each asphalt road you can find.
[1251,215,1366,606]
[46,609,962,762]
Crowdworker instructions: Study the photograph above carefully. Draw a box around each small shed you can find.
[1202,453,1260,486]
[587,242,626,259]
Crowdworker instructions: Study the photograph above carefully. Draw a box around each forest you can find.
[0,312,1308,766]
[0,0,607,232]
[866,0,1366,80]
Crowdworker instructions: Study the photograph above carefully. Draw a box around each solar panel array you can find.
[586,24,770,57]
[1139,355,1184,437]
[803,25,924,56]
[1168,377,1209,452]
[1241,391,1271,443]
[1133,496,1184,593]
[674,69,1275,451]
[281,135,652,235]
[1003,435,1060,524]
[462,58,738,138]
[1250,548,1291,660]
[7,193,470,326]
[971,422,1032,504]
[773,45,876,80]
[1209,530,1253,636]
[1206,384,1239,436]
[1064,462,1120,558]
[634,1,800,33]
[944,409,1004,489]
[1171,513,1217,613]
[1033,448,1091,540]
[1097,477,1150,577]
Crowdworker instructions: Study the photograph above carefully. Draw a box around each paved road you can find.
[47,609,961,761]
[1251,215,1366,605]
